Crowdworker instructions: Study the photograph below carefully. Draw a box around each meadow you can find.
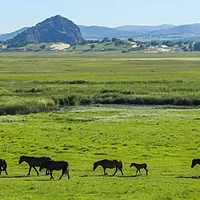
[0,51,200,199]
[0,51,200,115]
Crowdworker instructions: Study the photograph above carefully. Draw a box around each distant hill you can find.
[151,23,200,36]
[79,25,140,39]
[79,24,200,39]
[7,15,83,47]
[2,17,200,44]
[115,24,175,32]
[0,27,28,41]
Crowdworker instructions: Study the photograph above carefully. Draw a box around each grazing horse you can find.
[93,159,123,176]
[19,156,51,176]
[191,159,200,168]
[130,162,148,176]
[39,160,70,180]
[0,159,8,175]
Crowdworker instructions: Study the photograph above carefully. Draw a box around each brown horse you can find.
[93,159,123,176]
[191,159,200,168]
[0,159,8,175]
[39,160,70,180]
[19,156,51,175]
[130,162,148,176]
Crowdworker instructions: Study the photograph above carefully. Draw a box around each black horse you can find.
[191,159,200,168]
[19,156,51,175]
[130,162,148,176]
[93,159,123,176]
[39,160,70,180]
[0,159,8,175]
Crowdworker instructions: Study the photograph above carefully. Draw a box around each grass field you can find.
[0,51,200,115]
[0,107,200,199]
[0,51,200,199]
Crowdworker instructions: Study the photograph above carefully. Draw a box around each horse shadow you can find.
[0,175,31,179]
[118,175,138,178]
[0,174,50,179]
[176,175,200,179]
[80,174,138,178]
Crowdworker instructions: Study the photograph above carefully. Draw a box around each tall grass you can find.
[0,99,55,115]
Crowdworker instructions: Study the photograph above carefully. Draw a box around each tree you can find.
[189,43,194,51]
[40,44,46,49]
[112,38,118,42]
[128,38,134,42]
[194,42,200,51]
[151,41,159,46]
[90,44,95,49]
[114,40,125,46]
[177,41,183,47]
[162,40,174,47]
[101,37,110,43]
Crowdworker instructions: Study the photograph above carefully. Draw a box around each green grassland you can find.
[0,51,200,115]
[0,51,200,199]
[0,107,200,199]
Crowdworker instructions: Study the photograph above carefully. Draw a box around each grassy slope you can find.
[0,107,200,199]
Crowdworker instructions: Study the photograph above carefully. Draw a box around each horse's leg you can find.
[46,169,49,175]
[103,168,108,176]
[5,169,8,175]
[112,167,118,176]
[59,170,64,180]
[50,170,54,180]
[119,168,123,176]
[139,169,142,175]
[145,168,148,176]
[67,172,70,179]
[27,166,32,175]
[33,166,39,175]
[66,168,70,179]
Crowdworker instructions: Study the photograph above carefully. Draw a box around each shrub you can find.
[0,99,55,115]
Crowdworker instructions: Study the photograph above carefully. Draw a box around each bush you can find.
[0,99,55,115]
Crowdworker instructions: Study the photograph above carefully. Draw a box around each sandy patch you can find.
[130,42,138,48]
[160,45,168,48]
[0,44,7,49]
[157,48,171,52]
[50,43,70,51]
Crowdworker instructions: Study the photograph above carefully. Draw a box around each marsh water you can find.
[57,104,196,111]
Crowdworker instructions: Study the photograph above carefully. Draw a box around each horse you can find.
[39,160,70,180]
[19,156,51,176]
[93,159,123,176]
[130,162,148,176]
[0,159,8,175]
[191,159,200,168]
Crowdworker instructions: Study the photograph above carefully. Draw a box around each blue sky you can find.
[1,0,200,33]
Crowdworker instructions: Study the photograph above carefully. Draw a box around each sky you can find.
[1,0,200,33]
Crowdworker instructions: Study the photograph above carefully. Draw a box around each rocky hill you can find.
[7,15,83,47]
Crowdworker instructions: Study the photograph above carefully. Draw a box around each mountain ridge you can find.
[1,15,200,43]
[115,24,175,32]
[79,23,200,39]
[6,15,83,46]
[0,27,28,41]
